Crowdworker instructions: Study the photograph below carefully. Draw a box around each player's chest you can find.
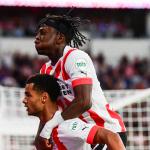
[44,60,74,99]
[50,62,74,97]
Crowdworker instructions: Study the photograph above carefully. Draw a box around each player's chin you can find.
[28,111,34,116]
[35,46,45,55]
[26,109,33,115]
[35,45,41,51]
[28,110,38,116]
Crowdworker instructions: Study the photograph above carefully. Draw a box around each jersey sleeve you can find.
[58,118,99,144]
[64,50,93,87]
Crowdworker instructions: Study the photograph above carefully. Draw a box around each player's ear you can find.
[56,32,65,44]
[41,92,49,104]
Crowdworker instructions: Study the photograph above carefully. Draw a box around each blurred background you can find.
[0,1,150,150]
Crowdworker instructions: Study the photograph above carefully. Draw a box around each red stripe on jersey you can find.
[87,109,105,127]
[52,127,67,150]
[46,66,52,75]
[40,64,46,74]
[106,104,126,132]
[79,115,88,123]
[86,125,99,144]
[62,49,76,80]
[54,60,61,78]
[72,78,92,87]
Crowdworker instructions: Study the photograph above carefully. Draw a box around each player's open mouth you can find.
[34,41,40,45]
[24,106,28,112]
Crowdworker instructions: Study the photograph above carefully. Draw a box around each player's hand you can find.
[40,110,64,139]
[37,136,53,150]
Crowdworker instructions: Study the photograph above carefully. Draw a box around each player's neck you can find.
[49,45,66,65]
[39,102,58,123]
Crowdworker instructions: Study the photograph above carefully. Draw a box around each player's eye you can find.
[25,92,31,97]
[40,30,47,35]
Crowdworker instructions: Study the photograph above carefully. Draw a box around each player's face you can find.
[34,25,58,56]
[23,83,44,116]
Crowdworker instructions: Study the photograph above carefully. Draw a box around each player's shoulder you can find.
[40,61,51,69]
[59,118,86,131]
[61,118,84,125]
[71,49,89,57]
[65,49,91,63]
[41,60,51,66]
[58,118,95,137]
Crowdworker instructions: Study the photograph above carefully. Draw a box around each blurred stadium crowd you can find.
[0,13,132,38]
[0,7,148,38]
[0,7,149,89]
[0,52,149,89]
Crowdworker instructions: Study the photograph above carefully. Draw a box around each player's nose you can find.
[35,33,40,41]
[22,97,27,105]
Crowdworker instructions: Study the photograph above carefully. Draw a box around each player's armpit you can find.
[93,127,126,150]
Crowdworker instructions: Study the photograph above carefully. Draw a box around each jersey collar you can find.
[63,45,73,56]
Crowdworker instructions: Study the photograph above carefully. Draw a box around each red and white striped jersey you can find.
[40,46,126,133]
[51,118,98,150]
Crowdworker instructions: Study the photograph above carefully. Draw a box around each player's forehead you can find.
[25,83,35,92]
[37,25,56,33]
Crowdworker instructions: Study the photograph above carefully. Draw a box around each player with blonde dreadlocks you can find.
[34,13,127,150]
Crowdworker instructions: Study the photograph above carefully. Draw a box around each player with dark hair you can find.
[34,14,127,149]
[23,74,126,150]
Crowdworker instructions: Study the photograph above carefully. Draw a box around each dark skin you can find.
[93,127,126,150]
[35,25,92,120]
[35,25,65,65]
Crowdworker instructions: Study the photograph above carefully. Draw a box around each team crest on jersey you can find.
[69,121,82,131]
[75,59,87,71]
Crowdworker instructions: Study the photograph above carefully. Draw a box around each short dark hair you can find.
[37,14,88,48]
[26,74,61,102]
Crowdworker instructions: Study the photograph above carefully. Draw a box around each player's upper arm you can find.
[73,84,92,108]
[65,50,93,106]
[65,50,93,82]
